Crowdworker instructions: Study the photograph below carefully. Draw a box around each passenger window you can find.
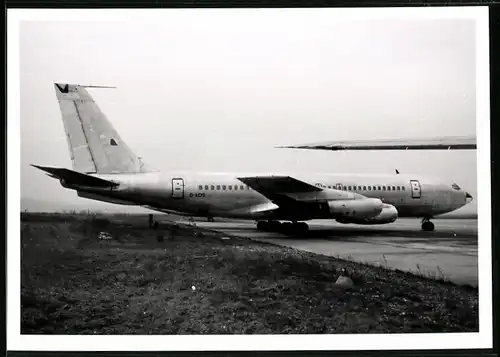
[396,186,400,190]
[205,185,209,190]
[328,185,332,189]
[363,186,367,190]
[222,185,226,190]
[368,186,371,190]
[234,185,238,190]
[198,185,203,190]
[343,186,347,190]
[240,185,244,190]
[211,185,215,190]
[348,186,352,190]
[228,185,232,190]
[378,186,381,190]
[358,186,362,190]
[387,186,391,191]
[402,186,405,191]
[383,186,386,191]
[392,186,396,191]
[216,185,221,190]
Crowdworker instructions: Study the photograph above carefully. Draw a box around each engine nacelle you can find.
[327,198,383,220]
[336,203,398,225]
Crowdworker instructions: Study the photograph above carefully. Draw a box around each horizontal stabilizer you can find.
[31,165,118,188]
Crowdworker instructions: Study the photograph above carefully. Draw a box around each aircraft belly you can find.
[90,174,462,220]
[162,192,264,218]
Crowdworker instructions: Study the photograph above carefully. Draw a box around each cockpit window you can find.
[452,183,461,191]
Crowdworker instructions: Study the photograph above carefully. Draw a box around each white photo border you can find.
[7,6,492,351]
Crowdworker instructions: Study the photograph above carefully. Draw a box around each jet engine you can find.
[336,203,398,224]
[327,198,383,220]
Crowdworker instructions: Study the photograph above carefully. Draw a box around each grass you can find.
[21,212,479,334]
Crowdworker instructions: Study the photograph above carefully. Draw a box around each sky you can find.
[18,11,478,214]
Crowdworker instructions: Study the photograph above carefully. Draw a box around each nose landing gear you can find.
[421,217,435,232]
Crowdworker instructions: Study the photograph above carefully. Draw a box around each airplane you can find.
[31,83,474,234]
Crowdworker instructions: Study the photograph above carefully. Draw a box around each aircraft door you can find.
[410,180,421,199]
[172,178,184,199]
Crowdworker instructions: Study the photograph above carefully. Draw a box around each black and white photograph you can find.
[7,6,492,352]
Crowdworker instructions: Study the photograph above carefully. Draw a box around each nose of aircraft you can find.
[465,192,473,203]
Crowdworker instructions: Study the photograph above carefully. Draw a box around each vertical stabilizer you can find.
[54,83,151,174]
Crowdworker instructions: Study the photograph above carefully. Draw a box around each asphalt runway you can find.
[190,218,478,286]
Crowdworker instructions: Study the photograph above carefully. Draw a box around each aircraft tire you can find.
[281,222,294,234]
[269,221,282,232]
[421,221,435,232]
[295,222,309,234]
[257,221,268,231]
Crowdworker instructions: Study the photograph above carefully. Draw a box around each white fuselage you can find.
[85,171,470,222]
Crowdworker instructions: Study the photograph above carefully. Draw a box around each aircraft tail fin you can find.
[53,83,153,174]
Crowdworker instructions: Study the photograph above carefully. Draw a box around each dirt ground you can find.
[20,212,479,334]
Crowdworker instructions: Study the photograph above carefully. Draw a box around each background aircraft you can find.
[32,83,473,233]
[277,136,477,151]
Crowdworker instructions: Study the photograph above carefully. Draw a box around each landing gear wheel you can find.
[269,221,282,232]
[421,221,435,232]
[281,222,294,233]
[295,222,309,234]
[257,221,268,231]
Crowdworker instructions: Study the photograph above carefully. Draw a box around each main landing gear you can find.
[256,220,309,234]
[421,217,435,232]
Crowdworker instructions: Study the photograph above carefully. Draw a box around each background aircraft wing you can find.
[277,136,476,151]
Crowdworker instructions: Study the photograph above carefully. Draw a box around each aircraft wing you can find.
[237,175,323,207]
[238,175,321,195]
[277,136,476,151]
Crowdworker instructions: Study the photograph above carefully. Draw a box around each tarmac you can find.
[190,218,478,286]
